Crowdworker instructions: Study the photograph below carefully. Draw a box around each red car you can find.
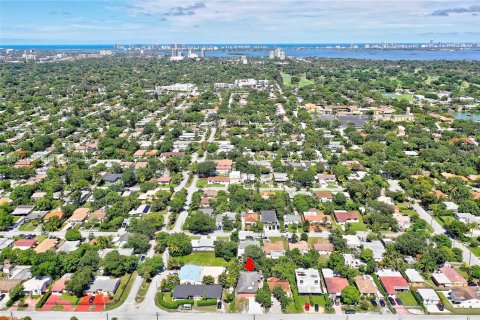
[304,303,310,311]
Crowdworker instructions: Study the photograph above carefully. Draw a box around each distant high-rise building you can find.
[269,48,286,60]
[200,47,206,58]
[240,56,248,64]
[269,50,275,59]
[429,40,434,48]
[99,50,113,56]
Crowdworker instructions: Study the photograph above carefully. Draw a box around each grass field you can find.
[395,94,415,102]
[19,222,37,231]
[397,291,418,306]
[281,72,314,88]
[176,252,229,267]
[468,246,480,257]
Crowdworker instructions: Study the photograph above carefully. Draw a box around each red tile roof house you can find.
[215,159,233,175]
[315,191,333,202]
[440,267,468,288]
[13,239,37,250]
[325,277,349,298]
[377,272,409,297]
[334,210,359,226]
[266,277,292,297]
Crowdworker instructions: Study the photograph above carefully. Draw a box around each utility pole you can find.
[10,311,13,320]
[156,311,159,320]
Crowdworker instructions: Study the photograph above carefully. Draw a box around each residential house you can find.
[263,241,285,259]
[315,191,333,202]
[191,236,216,252]
[314,242,334,255]
[44,210,64,221]
[173,284,223,300]
[34,238,57,253]
[243,212,259,229]
[393,213,411,230]
[260,210,279,231]
[86,276,120,296]
[215,159,233,175]
[13,239,37,250]
[11,205,35,216]
[334,210,359,226]
[236,271,262,297]
[51,273,73,294]
[23,277,51,295]
[288,241,309,254]
[354,275,379,297]
[449,287,480,308]
[69,207,90,224]
[437,267,468,288]
[266,277,291,296]
[283,214,302,229]
[343,253,366,269]
[405,269,425,288]
[273,172,288,183]
[295,268,322,295]
[316,174,336,184]
[343,234,361,249]
[377,270,409,297]
[322,268,348,298]
[237,240,260,259]
[361,240,385,262]
[417,288,440,305]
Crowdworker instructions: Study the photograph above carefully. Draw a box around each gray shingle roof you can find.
[173,284,223,300]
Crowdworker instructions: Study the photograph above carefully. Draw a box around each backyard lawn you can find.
[176,252,229,267]
[397,291,418,306]
[19,222,37,231]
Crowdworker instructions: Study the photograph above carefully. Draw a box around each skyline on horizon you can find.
[1,0,480,45]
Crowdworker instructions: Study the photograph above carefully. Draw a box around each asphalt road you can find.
[412,202,480,266]
[1,310,477,320]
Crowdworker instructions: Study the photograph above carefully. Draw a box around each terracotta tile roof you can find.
[440,267,467,284]
[325,277,349,294]
[44,210,64,220]
[263,241,285,254]
[314,242,334,252]
[334,210,359,222]
[266,277,291,293]
[244,213,259,223]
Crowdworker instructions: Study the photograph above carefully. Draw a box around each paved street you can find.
[413,203,480,266]
[1,310,477,320]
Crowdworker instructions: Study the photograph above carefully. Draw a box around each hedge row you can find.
[36,290,52,309]
[196,299,217,307]
[157,293,193,309]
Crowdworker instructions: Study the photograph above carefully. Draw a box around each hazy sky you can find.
[1,0,480,44]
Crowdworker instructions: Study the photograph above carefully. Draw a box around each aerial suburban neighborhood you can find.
[0,43,479,320]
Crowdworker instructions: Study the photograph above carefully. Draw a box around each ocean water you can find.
[3,44,480,61]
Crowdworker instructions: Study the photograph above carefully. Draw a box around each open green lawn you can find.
[196,180,208,188]
[397,291,418,306]
[468,246,480,257]
[281,72,292,86]
[35,234,48,243]
[281,72,314,88]
[395,94,415,102]
[347,215,368,232]
[60,294,79,304]
[176,252,229,267]
[19,222,37,231]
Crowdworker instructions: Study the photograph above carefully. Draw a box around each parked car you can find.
[395,298,402,305]
[345,309,355,314]
[370,299,377,307]
[437,303,444,311]
[388,297,396,306]
[379,299,386,307]
[335,299,340,306]
[314,304,319,312]
[88,296,95,304]
[0,294,5,301]
[217,301,222,309]
[245,235,254,240]
[304,303,310,311]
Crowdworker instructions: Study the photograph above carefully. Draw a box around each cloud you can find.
[166,2,205,16]
[430,5,480,16]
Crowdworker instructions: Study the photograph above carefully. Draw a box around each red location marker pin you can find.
[244,257,255,271]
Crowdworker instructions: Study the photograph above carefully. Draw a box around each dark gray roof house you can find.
[236,271,262,294]
[102,173,123,183]
[173,284,223,300]
[260,210,278,224]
